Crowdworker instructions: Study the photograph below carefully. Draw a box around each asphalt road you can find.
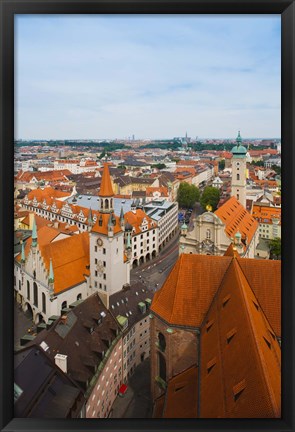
[130,232,180,292]
[111,359,152,418]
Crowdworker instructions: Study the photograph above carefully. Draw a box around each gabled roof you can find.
[151,254,233,327]
[98,163,114,197]
[200,258,281,418]
[151,254,281,337]
[124,209,156,235]
[27,293,121,394]
[16,231,90,294]
[27,187,71,201]
[153,253,281,419]
[91,213,122,236]
[215,196,258,247]
[252,205,281,225]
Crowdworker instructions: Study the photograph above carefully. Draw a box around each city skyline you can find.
[15,15,281,140]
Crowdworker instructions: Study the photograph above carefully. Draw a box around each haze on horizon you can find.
[15,15,281,140]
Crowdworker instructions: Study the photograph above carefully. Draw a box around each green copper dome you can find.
[181,222,188,229]
[232,131,247,156]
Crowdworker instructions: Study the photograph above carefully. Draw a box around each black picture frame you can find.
[1,1,294,431]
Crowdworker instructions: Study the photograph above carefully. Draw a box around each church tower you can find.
[231,131,247,208]
[89,163,130,308]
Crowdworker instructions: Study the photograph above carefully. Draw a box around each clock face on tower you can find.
[97,237,103,247]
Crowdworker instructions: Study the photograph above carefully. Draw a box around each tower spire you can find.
[236,130,242,147]
[99,163,114,198]
[99,163,114,213]
[32,215,38,247]
[21,241,26,263]
[49,258,54,283]
[88,207,94,231]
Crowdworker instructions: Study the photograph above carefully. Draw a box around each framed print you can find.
[1,1,294,432]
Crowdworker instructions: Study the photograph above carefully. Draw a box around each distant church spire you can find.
[236,130,242,147]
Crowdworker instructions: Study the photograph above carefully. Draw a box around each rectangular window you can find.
[103,248,106,255]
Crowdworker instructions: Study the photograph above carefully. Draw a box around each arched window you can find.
[105,199,109,209]
[61,301,67,310]
[33,282,38,307]
[158,352,166,382]
[158,332,166,352]
[77,293,82,301]
[19,281,21,291]
[206,229,211,239]
[237,173,240,180]
[27,281,30,300]
[42,292,46,314]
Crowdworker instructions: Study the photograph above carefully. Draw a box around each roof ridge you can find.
[233,259,280,416]
[169,255,184,323]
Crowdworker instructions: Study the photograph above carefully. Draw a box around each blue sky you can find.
[15,15,281,140]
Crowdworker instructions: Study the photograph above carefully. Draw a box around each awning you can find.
[119,384,128,395]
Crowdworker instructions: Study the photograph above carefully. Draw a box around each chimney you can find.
[60,315,67,324]
[54,353,68,373]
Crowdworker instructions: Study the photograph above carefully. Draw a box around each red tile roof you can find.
[27,187,71,201]
[215,196,258,247]
[252,205,281,225]
[16,228,90,294]
[98,163,114,197]
[152,253,281,419]
[151,254,232,327]
[200,258,281,418]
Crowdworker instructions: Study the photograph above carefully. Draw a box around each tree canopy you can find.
[152,163,167,170]
[200,186,221,211]
[269,237,281,259]
[177,182,200,209]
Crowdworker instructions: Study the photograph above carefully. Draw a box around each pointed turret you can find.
[120,206,125,229]
[32,215,38,247]
[88,207,94,231]
[236,130,242,147]
[21,241,26,263]
[49,258,54,283]
[48,258,55,296]
[131,200,136,213]
[99,163,114,213]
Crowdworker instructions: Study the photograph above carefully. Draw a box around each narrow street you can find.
[110,359,152,418]
[130,232,180,291]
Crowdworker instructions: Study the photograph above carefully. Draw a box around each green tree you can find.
[218,160,225,171]
[269,237,281,259]
[200,186,221,211]
[152,163,167,170]
[177,182,200,209]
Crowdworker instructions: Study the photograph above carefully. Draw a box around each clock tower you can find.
[231,131,247,208]
[89,163,130,308]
